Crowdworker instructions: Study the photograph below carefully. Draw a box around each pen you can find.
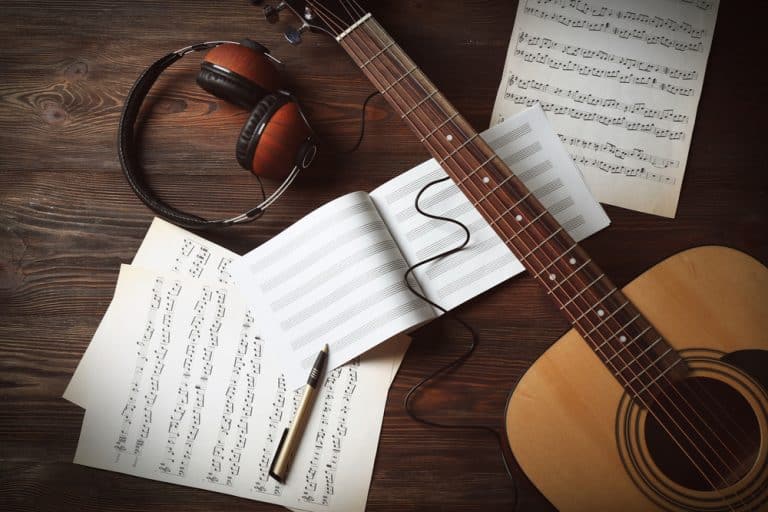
[269,344,329,483]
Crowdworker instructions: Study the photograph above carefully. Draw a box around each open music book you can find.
[233,105,611,389]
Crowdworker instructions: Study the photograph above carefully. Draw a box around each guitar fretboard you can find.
[337,14,685,404]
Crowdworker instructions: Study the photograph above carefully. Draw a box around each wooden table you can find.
[1,1,766,510]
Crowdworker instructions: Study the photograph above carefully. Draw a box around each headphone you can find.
[118,39,318,229]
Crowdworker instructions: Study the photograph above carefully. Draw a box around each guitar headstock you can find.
[259,0,370,41]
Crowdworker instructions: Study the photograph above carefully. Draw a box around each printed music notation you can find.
[516,31,698,80]
[507,74,690,122]
[300,363,359,506]
[70,220,406,512]
[558,135,680,170]
[505,92,686,141]
[523,4,704,52]
[491,0,720,217]
[528,0,707,39]
[512,48,696,97]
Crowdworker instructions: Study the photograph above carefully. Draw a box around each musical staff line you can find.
[516,31,698,80]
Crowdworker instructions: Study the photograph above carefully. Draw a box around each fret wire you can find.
[546,259,593,293]
[616,339,666,376]
[360,41,395,67]
[604,327,655,363]
[349,23,671,396]
[345,20,744,486]
[586,303,632,337]
[636,358,683,396]
[381,66,418,93]
[402,90,439,118]
[532,243,578,278]
[422,114,462,142]
[483,192,532,230]
[625,347,674,385]
[351,24,559,280]
[558,275,607,309]
[571,287,618,323]
[517,227,565,262]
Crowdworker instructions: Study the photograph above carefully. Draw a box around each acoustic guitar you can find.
[279,2,768,510]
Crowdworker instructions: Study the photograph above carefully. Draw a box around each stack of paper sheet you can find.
[64,218,411,512]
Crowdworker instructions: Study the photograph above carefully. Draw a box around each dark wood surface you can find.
[1,1,766,511]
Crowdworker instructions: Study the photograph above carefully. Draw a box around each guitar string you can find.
[348,26,754,505]
[312,3,756,506]
[350,12,753,477]
[316,0,752,504]
[341,17,735,490]
[347,14,737,470]
[336,26,737,498]
[333,14,743,503]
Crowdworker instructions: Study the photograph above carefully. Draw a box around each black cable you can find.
[340,91,381,154]
[402,177,519,511]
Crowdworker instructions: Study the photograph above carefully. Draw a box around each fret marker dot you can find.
[549,273,556,281]
[482,176,490,184]
[569,257,577,265]
[446,134,454,141]
[515,214,523,222]
[597,309,605,317]
[619,335,627,343]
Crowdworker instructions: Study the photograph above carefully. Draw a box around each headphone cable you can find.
[402,177,519,511]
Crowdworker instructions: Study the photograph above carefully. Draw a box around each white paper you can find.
[370,105,610,310]
[491,0,719,217]
[65,218,407,407]
[72,265,408,512]
[232,192,435,390]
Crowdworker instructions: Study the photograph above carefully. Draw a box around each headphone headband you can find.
[118,40,307,229]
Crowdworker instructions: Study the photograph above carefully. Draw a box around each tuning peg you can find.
[284,23,310,45]
[263,1,287,24]
[264,4,280,23]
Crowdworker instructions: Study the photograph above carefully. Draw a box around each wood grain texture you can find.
[506,246,768,511]
[0,1,766,511]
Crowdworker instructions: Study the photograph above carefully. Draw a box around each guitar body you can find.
[506,246,768,511]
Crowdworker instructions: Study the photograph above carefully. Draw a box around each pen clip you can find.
[268,428,289,483]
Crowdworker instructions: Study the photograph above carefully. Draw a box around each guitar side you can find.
[505,246,768,511]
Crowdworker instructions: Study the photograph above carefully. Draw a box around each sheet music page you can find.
[73,264,409,512]
[491,0,720,217]
[370,105,610,311]
[65,218,407,407]
[232,192,434,390]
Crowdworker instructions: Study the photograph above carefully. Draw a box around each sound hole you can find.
[644,377,761,492]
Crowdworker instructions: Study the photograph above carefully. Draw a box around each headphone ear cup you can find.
[236,94,314,180]
[196,43,281,109]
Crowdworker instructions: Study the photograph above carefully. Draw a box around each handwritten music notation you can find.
[512,48,696,97]
[507,74,690,123]
[523,5,704,52]
[505,92,686,141]
[559,134,679,169]
[516,31,698,80]
[528,0,706,39]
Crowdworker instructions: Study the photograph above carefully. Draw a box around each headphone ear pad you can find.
[236,95,314,180]
[237,94,280,171]
[197,43,281,109]
[197,65,262,110]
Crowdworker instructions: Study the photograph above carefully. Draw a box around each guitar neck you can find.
[335,12,685,401]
